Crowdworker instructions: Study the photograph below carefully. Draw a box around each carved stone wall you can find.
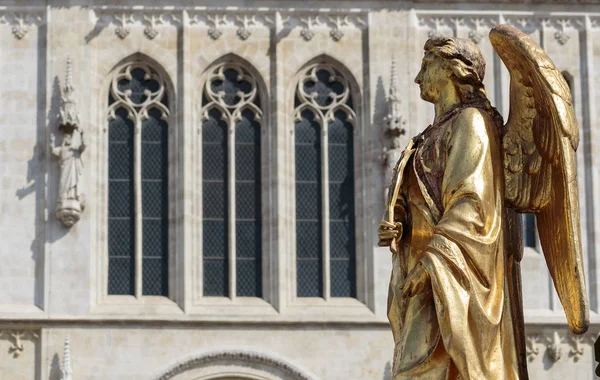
[0,1,599,380]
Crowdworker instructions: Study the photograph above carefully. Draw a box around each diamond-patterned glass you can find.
[296,114,323,297]
[107,257,134,295]
[204,259,228,296]
[329,113,356,297]
[108,106,135,295]
[203,110,228,296]
[142,257,168,296]
[330,259,356,298]
[297,259,322,297]
[523,213,536,248]
[235,111,261,297]
[141,109,169,296]
[296,221,322,259]
[237,258,261,297]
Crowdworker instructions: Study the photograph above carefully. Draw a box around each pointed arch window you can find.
[294,63,356,299]
[201,62,263,298]
[107,62,170,297]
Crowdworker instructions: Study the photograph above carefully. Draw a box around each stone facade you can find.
[0,1,600,379]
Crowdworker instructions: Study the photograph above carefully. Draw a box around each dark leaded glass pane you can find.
[203,220,227,258]
[235,110,261,297]
[329,111,356,298]
[523,213,536,248]
[203,182,226,219]
[108,219,134,258]
[142,257,168,296]
[204,259,228,296]
[107,257,134,295]
[237,257,261,297]
[297,259,322,297]
[203,109,228,296]
[108,106,135,295]
[141,108,169,296]
[330,259,356,298]
[296,221,322,259]
[296,113,323,297]
[236,182,259,220]
[296,183,321,221]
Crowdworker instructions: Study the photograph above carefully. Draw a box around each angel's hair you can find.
[424,36,503,128]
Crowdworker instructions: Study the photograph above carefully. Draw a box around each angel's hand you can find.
[377,220,403,247]
[401,262,431,298]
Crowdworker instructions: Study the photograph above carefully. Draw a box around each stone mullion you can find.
[228,118,237,299]
[321,115,330,300]
[134,115,143,298]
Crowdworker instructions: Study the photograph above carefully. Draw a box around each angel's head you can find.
[415,36,489,106]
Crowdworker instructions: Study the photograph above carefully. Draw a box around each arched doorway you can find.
[155,350,315,380]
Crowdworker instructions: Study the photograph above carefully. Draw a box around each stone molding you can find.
[154,350,315,380]
[416,12,592,46]
[92,8,182,40]
[91,7,366,42]
[188,11,274,40]
[524,329,599,363]
[0,329,40,358]
[281,12,367,42]
[0,8,44,40]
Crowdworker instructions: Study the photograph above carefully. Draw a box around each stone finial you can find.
[383,56,406,149]
[59,56,81,134]
[61,335,72,380]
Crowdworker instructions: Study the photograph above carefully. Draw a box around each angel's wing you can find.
[490,24,589,334]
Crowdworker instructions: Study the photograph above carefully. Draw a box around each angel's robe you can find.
[386,107,520,379]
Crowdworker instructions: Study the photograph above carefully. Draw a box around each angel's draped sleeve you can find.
[419,107,510,378]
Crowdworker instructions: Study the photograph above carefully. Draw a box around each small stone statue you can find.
[52,56,84,227]
[51,131,85,227]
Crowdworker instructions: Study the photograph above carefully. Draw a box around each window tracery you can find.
[293,63,357,299]
[201,61,263,298]
[107,62,170,297]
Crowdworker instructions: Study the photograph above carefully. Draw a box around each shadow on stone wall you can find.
[48,353,61,380]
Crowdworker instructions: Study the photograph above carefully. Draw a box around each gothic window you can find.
[107,62,170,297]
[294,63,356,298]
[201,62,263,298]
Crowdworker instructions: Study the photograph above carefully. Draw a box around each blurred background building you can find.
[0,0,599,379]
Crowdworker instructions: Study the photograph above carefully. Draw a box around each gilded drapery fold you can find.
[389,108,518,379]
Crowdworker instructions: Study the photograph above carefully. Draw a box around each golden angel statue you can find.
[378,24,589,379]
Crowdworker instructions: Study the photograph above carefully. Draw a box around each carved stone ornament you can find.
[60,335,73,380]
[547,331,564,363]
[0,12,43,40]
[382,57,407,199]
[92,10,181,40]
[0,329,40,358]
[52,57,85,228]
[189,12,273,41]
[526,335,540,361]
[284,13,366,42]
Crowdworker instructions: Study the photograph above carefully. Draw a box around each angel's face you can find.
[414,53,451,104]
